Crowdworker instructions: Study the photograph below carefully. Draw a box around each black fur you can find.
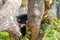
[17,14,27,36]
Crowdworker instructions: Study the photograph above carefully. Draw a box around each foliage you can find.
[0,32,14,40]
[51,0,58,10]
[40,12,60,40]
[42,17,60,40]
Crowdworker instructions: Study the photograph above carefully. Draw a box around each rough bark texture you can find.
[0,0,22,40]
[28,0,44,40]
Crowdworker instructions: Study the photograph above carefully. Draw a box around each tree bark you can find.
[28,0,44,40]
[0,0,22,40]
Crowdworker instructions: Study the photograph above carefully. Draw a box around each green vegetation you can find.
[0,32,14,40]
[42,17,60,40]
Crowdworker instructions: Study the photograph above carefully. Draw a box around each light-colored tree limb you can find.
[0,0,22,40]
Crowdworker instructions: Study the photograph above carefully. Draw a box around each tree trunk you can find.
[57,0,60,18]
[28,0,44,40]
[0,0,22,40]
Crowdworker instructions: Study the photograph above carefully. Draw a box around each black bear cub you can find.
[17,14,27,36]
